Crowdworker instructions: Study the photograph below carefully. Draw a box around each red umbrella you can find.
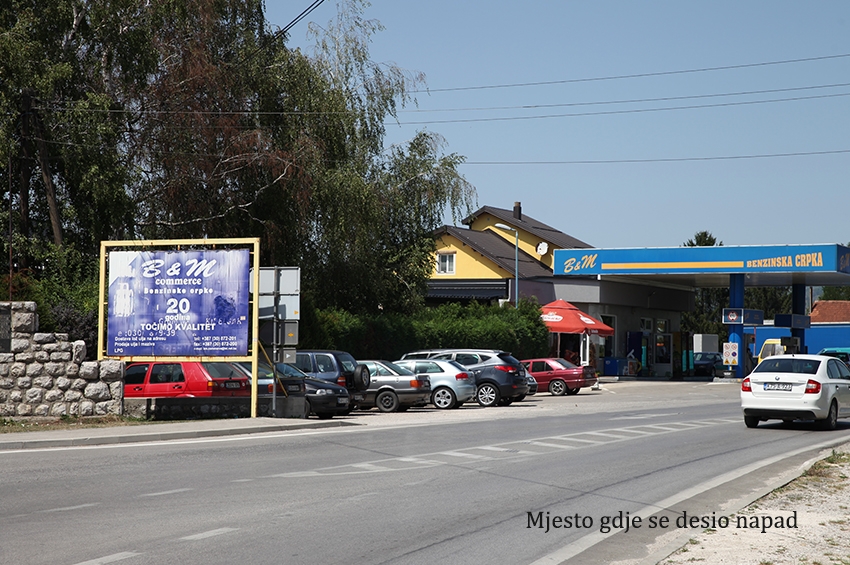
[540,299,614,336]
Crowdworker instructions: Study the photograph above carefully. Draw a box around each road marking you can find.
[180,527,238,541]
[270,417,738,478]
[72,552,141,565]
[39,503,99,513]
[138,488,193,497]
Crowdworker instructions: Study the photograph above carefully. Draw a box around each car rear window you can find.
[497,353,520,365]
[202,362,243,379]
[553,358,578,369]
[385,362,413,375]
[754,358,820,374]
[336,353,358,372]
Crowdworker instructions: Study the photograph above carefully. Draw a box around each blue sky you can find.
[266,1,850,249]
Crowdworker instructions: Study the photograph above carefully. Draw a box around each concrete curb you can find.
[0,419,359,451]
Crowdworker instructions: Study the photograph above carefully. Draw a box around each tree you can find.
[0,0,476,321]
[681,231,729,341]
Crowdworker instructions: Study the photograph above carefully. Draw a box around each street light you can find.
[494,223,518,308]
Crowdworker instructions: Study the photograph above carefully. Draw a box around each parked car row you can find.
[122,349,601,420]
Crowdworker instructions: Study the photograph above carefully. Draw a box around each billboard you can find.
[106,249,250,356]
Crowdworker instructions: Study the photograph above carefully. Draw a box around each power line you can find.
[399,82,850,114]
[464,149,850,165]
[414,53,850,93]
[394,91,850,125]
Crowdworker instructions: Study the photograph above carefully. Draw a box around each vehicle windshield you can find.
[552,358,578,369]
[754,358,821,374]
[820,350,850,363]
[274,363,309,378]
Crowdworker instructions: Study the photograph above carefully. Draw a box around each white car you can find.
[741,354,850,430]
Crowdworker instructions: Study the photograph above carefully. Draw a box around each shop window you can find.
[436,253,455,275]
[655,319,669,334]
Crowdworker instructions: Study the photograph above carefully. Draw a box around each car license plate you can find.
[337,397,349,405]
[286,385,301,392]
[225,382,241,389]
[764,383,792,391]
[353,393,364,401]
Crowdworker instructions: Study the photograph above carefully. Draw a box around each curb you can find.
[0,420,359,451]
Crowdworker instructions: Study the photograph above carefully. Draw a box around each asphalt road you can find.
[3,380,850,565]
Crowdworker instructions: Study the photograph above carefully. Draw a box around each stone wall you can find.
[0,301,124,418]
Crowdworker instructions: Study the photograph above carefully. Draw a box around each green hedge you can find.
[300,298,550,361]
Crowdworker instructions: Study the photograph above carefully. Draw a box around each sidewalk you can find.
[0,417,359,451]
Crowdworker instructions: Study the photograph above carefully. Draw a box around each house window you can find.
[640,318,653,332]
[436,253,455,274]
[655,319,669,334]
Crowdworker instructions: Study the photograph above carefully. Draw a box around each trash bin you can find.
[603,357,628,376]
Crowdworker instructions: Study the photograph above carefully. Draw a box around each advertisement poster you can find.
[107,249,250,357]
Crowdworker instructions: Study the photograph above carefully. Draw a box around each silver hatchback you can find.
[393,358,476,409]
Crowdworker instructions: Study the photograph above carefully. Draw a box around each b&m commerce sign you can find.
[553,244,850,276]
[107,249,250,356]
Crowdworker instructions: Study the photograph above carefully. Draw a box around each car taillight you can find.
[805,379,821,394]
[410,380,421,388]
[208,381,217,389]
[268,383,275,393]
[337,376,347,387]
[741,378,751,392]
[494,365,516,373]
[455,372,469,380]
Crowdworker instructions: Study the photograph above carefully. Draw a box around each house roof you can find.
[461,205,593,250]
[811,300,850,323]
[435,226,553,279]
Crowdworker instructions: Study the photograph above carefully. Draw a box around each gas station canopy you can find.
[553,244,850,288]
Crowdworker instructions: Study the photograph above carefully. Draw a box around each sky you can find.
[266,1,850,250]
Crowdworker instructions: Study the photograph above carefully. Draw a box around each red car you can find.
[520,358,598,396]
[124,361,250,398]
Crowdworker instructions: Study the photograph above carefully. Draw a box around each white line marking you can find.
[72,552,141,565]
[39,503,99,513]
[350,462,393,471]
[529,441,576,450]
[439,451,490,459]
[180,527,238,541]
[138,488,193,497]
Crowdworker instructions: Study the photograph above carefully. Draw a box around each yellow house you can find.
[428,202,591,304]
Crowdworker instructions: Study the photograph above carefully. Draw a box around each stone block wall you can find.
[0,301,124,418]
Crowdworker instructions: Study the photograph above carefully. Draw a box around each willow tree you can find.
[1,0,475,317]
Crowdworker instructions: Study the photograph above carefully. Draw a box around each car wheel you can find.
[316,412,334,419]
[432,387,457,410]
[549,379,567,396]
[566,387,580,396]
[476,383,499,407]
[376,390,400,413]
[498,397,513,406]
[514,394,526,402]
[353,364,371,392]
[744,415,759,428]
[817,401,839,431]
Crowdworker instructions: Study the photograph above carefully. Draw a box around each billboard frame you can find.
[98,237,262,416]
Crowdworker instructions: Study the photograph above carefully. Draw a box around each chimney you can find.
[513,201,522,220]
